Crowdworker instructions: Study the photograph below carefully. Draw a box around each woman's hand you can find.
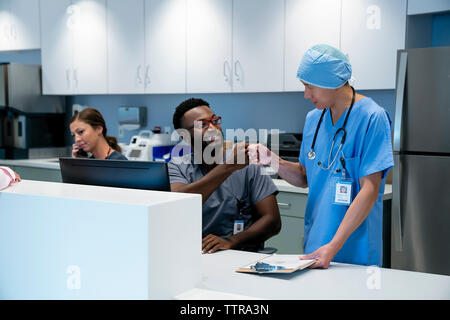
[71,143,87,158]
[12,170,21,182]
[72,143,80,158]
[247,144,278,167]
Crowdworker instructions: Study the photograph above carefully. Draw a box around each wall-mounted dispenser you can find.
[118,106,147,137]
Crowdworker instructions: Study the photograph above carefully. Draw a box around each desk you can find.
[0,180,202,299]
[179,250,450,300]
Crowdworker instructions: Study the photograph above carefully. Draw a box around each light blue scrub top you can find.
[299,97,394,266]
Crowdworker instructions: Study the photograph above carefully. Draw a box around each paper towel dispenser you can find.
[118,106,147,131]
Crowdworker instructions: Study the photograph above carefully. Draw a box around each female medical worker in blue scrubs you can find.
[248,44,394,267]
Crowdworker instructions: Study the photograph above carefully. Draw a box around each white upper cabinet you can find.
[145,0,186,93]
[40,0,108,95]
[186,0,284,93]
[72,0,108,94]
[107,0,146,94]
[232,0,284,92]
[40,0,74,95]
[0,0,40,51]
[38,0,409,94]
[0,1,12,51]
[285,0,341,92]
[107,0,186,94]
[341,0,407,90]
[186,0,232,93]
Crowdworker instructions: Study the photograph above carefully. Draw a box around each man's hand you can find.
[202,234,234,254]
[299,243,339,269]
[224,142,249,171]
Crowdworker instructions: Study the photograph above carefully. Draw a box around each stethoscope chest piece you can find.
[307,150,316,160]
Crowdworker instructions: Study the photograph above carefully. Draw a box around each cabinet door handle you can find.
[144,65,150,87]
[223,61,231,84]
[66,69,71,89]
[136,65,142,85]
[73,68,78,88]
[3,24,10,40]
[11,24,16,40]
[277,202,291,209]
[234,60,241,82]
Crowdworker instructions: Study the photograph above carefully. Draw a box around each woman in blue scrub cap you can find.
[248,44,394,268]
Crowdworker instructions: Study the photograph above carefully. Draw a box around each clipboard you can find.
[236,254,316,274]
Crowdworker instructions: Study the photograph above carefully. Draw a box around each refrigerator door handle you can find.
[392,154,403,251]
[393,51,407,153]
[392,51,407,252]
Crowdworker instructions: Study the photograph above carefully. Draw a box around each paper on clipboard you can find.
[236,254,316,274]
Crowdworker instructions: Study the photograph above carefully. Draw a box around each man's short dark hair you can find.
[173,98,210,129]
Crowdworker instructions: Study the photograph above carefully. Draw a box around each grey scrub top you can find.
[89,150,128,160]
[168,155,278,240]
[106,150,128,160]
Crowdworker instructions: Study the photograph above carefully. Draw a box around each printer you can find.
[124,128,177,162]
[268,132,302,163]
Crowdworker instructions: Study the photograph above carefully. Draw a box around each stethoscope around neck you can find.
[307,86,356,172]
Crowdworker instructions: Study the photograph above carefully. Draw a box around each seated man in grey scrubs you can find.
[169,98,281,254]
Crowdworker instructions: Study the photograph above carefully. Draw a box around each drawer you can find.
[276,191,307,219]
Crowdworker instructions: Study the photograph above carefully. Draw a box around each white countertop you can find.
[2,179,199,206]
[180,250,450,300]
[0,158,60,170]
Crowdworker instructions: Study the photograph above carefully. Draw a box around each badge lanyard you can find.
[305,86,356,206]
[234,198,248,235]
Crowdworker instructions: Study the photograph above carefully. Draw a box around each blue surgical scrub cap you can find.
[296,44,352,89]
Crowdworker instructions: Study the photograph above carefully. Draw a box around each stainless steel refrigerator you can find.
[391,46,450,276]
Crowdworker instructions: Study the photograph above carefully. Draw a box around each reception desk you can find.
[0,180,202,299]
[1,180,448,300]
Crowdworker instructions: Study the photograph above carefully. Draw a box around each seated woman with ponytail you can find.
[69,108,128,160]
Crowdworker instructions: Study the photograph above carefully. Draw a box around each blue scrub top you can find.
[299,97,394,266]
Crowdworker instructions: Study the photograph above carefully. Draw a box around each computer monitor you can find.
[59,157,170,191]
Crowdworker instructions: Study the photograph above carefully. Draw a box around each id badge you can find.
[333,178,353,205]
[233,220,244,235]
